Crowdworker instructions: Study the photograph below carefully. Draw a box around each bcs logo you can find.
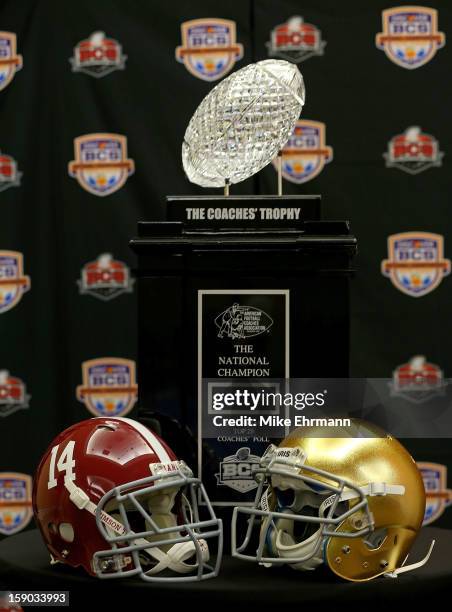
[381,232,450,297]
[215,303,273,340]
[216,448,261,493]
[70,31,127,78]
[0,150,22,192]
[175,18,243,81]
[390,355,446,403]
[267,15,326,63]
[0,473,32,536]
[78,253,134,301]
[68,133,134,196]
[417,462,452,526]
[384,126,443,174]
[0,370,30,418]
[376,6,445,69]
[76,357,138,417]
[0,32,22,92]
[275,120,333,184]
[0,251,30,314]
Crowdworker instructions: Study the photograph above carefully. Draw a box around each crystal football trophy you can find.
[182,59,305,195]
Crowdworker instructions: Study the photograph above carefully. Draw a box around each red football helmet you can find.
[33,417,222,582]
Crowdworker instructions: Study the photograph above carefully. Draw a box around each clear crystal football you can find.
[182,59,305,188]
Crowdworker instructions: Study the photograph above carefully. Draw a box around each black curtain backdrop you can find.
[1,0,452,538]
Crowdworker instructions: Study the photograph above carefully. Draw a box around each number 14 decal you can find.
[47,441,76,489]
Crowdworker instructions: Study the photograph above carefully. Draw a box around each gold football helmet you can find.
[232,421,433,581]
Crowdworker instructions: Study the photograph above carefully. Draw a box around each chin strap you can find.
[64,479,209,575]
[384,540,435,578]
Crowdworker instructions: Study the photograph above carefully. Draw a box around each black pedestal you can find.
[130,218,356,432]
[129,199,357,548]
[129,213,356,532]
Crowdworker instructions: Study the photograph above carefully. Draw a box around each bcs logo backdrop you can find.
[77,253,134,301]
[275,120,333,184]
[381,232,451,297]
[384,126,443,174]
[376,6,445,69]
[0,150,22,192]
[266,16,326,63]
[0,473,33,536]
[0,251,31,314]
[175,18,243,81]
[0,370,30,418]
[70,31,127,78]
[0,32,22,92]
[76,358,138,417]
[68,133,134,196]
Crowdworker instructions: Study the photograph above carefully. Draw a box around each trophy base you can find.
[165,194,320,229]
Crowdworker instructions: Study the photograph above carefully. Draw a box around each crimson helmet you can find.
[33,417,222,582]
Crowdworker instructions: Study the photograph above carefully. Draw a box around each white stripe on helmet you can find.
[110,417,172,463]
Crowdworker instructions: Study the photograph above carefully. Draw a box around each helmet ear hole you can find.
[394,535,398,546]
[59,522,75,543]
[364,528,387,550]
[48,522,57,535]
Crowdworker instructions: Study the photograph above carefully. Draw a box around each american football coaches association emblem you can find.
[78,253,134,301]
[0,472,33,535]
[274,120,333,184]
[376,6,445,69]
[175,18,243,81]
[382,232,450,297]
[216,448,261,493]
[384,126,443,174]
[70,31,127,78]
[76,357,138,417]
[0,32,22,92]
[267,16,326,63]
[0,370,30,417]
[0,251,31,314]
[390,355,446,403]
[417,462,452,526]
[215,303,273,339]
[0,150,22,192]
[68,133,135,196]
